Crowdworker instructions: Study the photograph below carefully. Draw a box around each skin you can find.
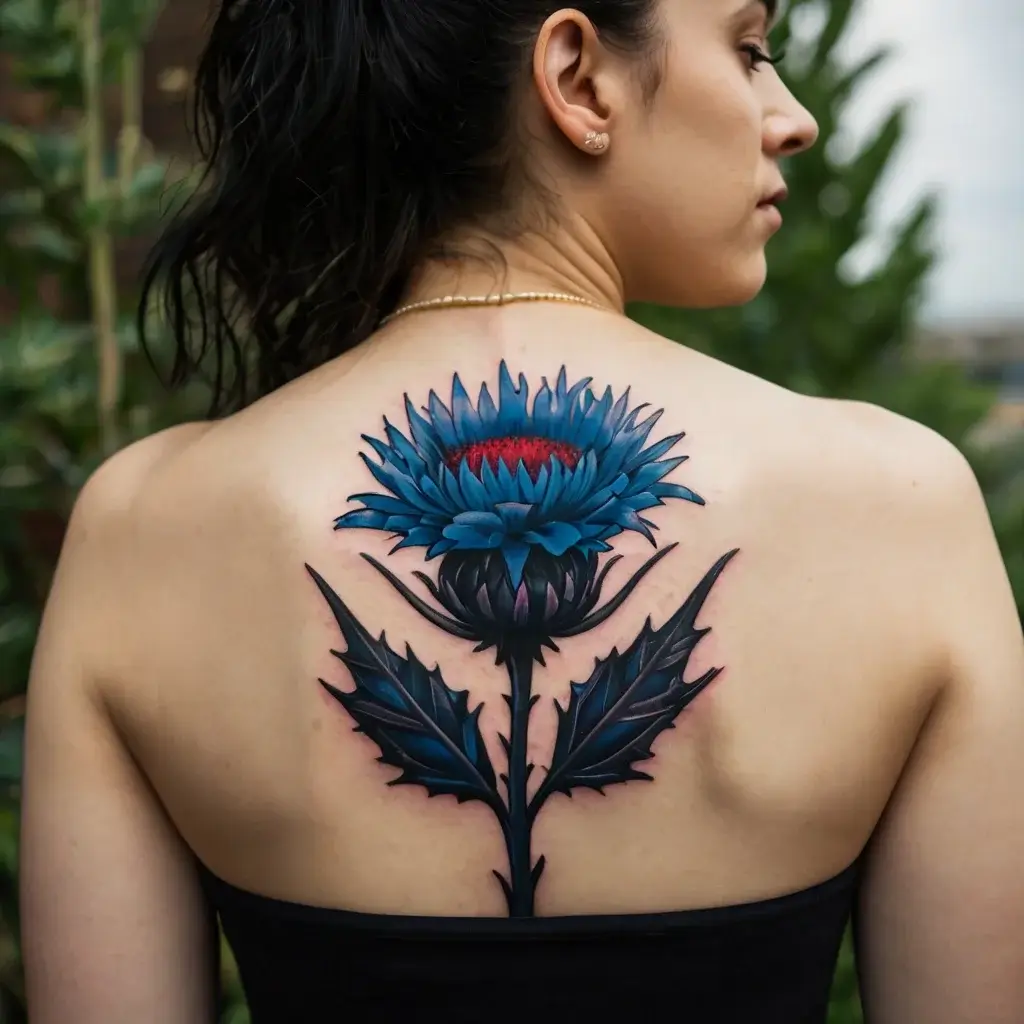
[20,1,1024,1022]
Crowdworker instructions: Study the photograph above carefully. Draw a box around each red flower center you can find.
[446,436,582,480]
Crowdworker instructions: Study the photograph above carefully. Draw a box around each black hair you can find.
[136,0,662,415]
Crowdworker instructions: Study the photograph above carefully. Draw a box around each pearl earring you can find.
[583,130,610,154]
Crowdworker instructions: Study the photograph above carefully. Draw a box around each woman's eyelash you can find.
[740,43,786,72]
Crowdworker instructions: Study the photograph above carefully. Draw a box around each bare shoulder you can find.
[53,421,217,631]
[68,421,215,540]
[598,321,986,549]
[821,396,973,473]
[810,396,985,521]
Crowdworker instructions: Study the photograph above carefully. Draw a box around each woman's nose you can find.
[764,93,820,157]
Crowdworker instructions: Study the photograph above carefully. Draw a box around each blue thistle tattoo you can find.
[307,362,737,916]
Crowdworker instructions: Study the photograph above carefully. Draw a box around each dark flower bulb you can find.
[434,548,606,662]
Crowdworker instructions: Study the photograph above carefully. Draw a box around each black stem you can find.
[502,651,540,917]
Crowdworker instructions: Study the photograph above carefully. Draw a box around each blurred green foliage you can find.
[0,0,206,1017]
[0,0,1019,1022]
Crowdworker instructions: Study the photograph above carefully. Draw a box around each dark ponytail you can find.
[138,0,660,414]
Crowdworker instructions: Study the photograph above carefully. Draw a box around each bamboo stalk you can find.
[118,47,142,195]
[79,0,122,454]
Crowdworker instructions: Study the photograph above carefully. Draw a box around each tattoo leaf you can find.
[535,550,738,805]
[307,565,500,808]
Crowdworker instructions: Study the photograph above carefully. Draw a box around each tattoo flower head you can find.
[335,361,704,587]
[309,363,738,917]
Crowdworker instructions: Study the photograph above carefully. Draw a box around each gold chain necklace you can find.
[379,291,610,327]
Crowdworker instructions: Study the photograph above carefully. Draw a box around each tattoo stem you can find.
[503,650,540,917]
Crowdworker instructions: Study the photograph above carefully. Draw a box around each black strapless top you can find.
[198,857,861,1023]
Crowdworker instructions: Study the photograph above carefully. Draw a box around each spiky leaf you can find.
[307,565,499,807]
[537,550,738,800]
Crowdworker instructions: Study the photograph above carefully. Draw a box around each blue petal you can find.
[515,461,539,502]
[363,434,396,466]
[427,538,458,559]
[563,450,598,507]
[575,488,623,521]
[554,366,568,401]
[625,431,683,472]
[594,389,630,454]
[626,456,688,493]
[568,388,595,438]
[496,459,521,502]
[577,521,612,541]
[420,475,461,514]
[383,420,429,479]
[450,375,478,442]
[383,514,423,531]
[458,460,490,510]
[477,381,498,428]
[593,430,640,480]
[479,458,505,504]
[620,402,649,432]
[347,492,419,516]
[623,493,663,512]
[496,362,519,431]
[537,458,567,519]
[532,463,550,501]
[335,509,388,530]
[443,511,506,549]
[501,540,531,588]
[494,501,534,533]
[427,390,460,450]
[559,373,593,434]
[629,409,664,450]
[420,513,451,528]
[533,378,554,431]
[391,526,444,550]
[652,482,705,505]
[404,395,447,465]
[362,454,443,514]
[523,521,582,555]
[605,506,656,542]
[443,527,504,550]
[497,362,530,436]
[574,386,614,449]
[439,465,465,507]
[447,510,504,530]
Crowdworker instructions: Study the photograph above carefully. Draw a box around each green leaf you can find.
[124,160,168,201]
[14,221,80,262]
[0,122,39,173]
[0,0,47,37]
[100,0,165,41]
[74,193,118,231]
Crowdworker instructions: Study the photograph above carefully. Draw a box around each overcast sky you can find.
[820,0,1022,325]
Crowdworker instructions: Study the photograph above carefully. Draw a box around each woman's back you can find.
[98,312,938,917]
[19,0,1024,1019]
[28,306,1024,1022]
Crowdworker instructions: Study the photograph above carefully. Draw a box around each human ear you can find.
[532,9,619,155]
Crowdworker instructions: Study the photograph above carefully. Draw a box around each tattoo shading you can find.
[307,363,737,917]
